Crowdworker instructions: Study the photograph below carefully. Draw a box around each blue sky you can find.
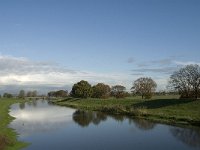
[0,0,200,93]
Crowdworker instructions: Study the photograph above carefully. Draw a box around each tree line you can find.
[68,77,157,99]
[67,64,200,99]
[1,64,200,100]
[0,90,38,99]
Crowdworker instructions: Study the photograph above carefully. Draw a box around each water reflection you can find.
[170,127,200,148]
[27,101,34,107]
[19,103,25,110]
[72,110,156,131]
[9,100,75,136]
[72,110,200,148]
[109,114,125,122]
[32,100,37,107]
[73,110,107,127]
[130,119,156,130]
[9,100,200,150]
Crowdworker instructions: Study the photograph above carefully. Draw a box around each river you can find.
[9,100,200,150]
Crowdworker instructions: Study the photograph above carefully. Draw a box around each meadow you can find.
[53,95,200,126]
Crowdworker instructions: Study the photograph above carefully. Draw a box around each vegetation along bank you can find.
[52,95,200,127]
[51,65,200,127]
[0,99,29,150]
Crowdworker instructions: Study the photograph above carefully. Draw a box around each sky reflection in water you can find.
[9,100,75,137]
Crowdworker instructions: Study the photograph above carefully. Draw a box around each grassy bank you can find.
[0,98,28,150]
[53,95,200,126]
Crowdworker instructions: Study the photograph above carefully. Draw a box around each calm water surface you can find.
[9,100,200,150]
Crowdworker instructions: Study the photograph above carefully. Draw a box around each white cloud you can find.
[131,67,177,74]
[174,61,200,66]
[0,55,134,93]
[0,55,179,94]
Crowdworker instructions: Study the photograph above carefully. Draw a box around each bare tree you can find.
[131,77,157,99]
[169,64,200,99]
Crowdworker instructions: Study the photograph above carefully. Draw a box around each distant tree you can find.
[124,92,131,97]
[92,83,111,98]
[71,80,93,98]
[48,91,55,97]
[111,85,126,98]
[131,77,157,99]
[155,90,167,96]
[3,93,13,98]
[56,90,68,97]
[169,64,200,99]
[26,90,37,97]
[48,90,68,97]
[32,90,37,97]
[26,91,32,97]
[18,90,25,99]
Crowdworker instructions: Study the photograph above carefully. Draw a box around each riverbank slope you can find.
[53,95,200,126]
[0,98,28,150]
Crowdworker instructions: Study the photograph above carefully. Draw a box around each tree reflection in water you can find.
[19,103,25,110]
[130,119,156,130]
[109,114,125,122]
[19,100,39,109]
[72,110,107,127]
[170,127,200,148]
[27,101,32,106]
[32,100,37,107]
[73,110,156,131]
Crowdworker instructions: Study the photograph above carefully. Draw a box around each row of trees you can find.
[70,81,130,99]
[0,90,38,99]
[2,93,13,98]
[70,64,200,99]
[1,64,199,100]
[70,78,157,99]
[18,90,38,98]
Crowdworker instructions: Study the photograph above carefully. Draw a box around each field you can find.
[0,98,28,150]
[53,95,200,126]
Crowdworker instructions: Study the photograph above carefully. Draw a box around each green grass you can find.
[0,98,29,150]
[53,95,200,126]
